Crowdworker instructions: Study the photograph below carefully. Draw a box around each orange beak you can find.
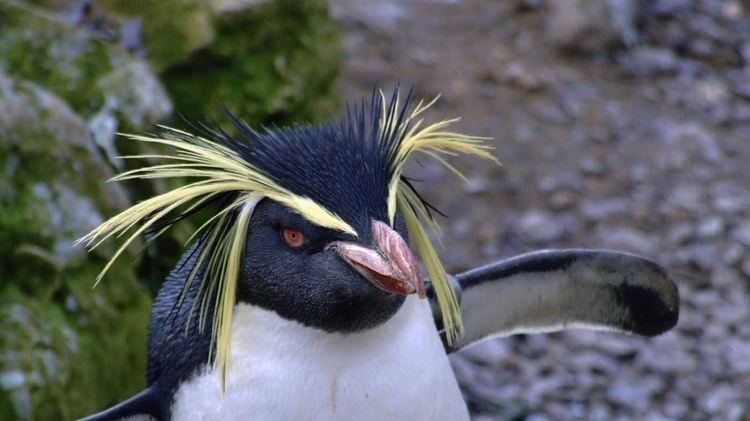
[330,220,426,298]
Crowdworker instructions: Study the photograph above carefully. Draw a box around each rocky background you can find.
[0,0,748,419]
[0,0,339,418]
[331,0,750,419]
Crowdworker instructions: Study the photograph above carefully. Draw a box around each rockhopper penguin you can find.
[78,88,679,420]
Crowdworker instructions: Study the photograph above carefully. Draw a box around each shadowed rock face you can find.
[0,72,152,420]
[0,1,342,418]
[0,3,178,417]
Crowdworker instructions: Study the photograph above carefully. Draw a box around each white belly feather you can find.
[170,296,468,421]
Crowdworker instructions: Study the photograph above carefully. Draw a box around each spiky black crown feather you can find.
[213,89,413,232]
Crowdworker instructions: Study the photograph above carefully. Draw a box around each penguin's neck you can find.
[170,296,468,421]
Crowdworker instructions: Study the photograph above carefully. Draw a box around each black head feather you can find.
[212,88,416,236]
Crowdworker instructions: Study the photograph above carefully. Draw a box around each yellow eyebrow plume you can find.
[383,91,501,346]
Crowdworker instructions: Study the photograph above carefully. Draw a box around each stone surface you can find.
[0,2,173,133]
[332,0,750,418]
[0,1,344,418]
[0,73,151,420]
[546,0,637,53]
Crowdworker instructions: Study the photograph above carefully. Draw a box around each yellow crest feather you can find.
[383,91,501,346]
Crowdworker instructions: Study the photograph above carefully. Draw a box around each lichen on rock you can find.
[0,72,151,420]
[0,0,343,418]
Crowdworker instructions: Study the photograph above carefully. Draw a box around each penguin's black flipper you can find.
[431,249,679,352]
[77,387,166,421]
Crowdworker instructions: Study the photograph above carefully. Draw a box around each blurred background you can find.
[0,0,748,419]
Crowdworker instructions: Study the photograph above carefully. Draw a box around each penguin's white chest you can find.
[170,296,468,421]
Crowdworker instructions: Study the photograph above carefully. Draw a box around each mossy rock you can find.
[0,1,183,292]
[0,73,151,420]
[97,0,215,71]
[0,2,173,130]
[0,2,121,117]
[162,0,341,127]
[0,1,343,417]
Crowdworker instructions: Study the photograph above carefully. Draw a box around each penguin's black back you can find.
[146,243,215,419]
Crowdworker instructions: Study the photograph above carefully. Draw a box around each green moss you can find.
[0,3,123,116]
[0,259,150,420]
[163,0,341,127]
[98,0,215,71]
[0,1,343,417]
[0,3,173,127]
[0,74,151,420]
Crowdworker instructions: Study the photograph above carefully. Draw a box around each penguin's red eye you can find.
[282,228,305,248]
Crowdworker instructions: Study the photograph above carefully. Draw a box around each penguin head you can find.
[218,96,427,332]
[238,198,416,332]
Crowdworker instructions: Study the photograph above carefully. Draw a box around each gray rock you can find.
[699,384,741,415]
[638,334,697,373]
[724,338,750,373]
[580,156,604,176]
[464,176,492,194]
[726,403,748,421]
[518,210,566,244]
[592,337,639,357]
[537,174,585,193]
[723,243,745,265]
[619,47,678,77]
[549,190,576,211]
[532,101,570,125]
[449,354,478,385]
[598,226,659,255]
[663,121,723,163]
[96,60,173,129]
[460,340,510,366]
[693,78,731,110]
[211,0,272,13]
[697,216,724,239]
[580,198,629,222]
[502,62,548,91]
[547,0,637,53]
[691,289,722,308]
[569,350,618,374]
[331,0,410,34]
[667,223,694,245]
[730,222,750,246]
[607,375,661,411]
[713,195,748,214]
[663,395,689,419]
[665,184,705,213]
[675,244,721,271]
